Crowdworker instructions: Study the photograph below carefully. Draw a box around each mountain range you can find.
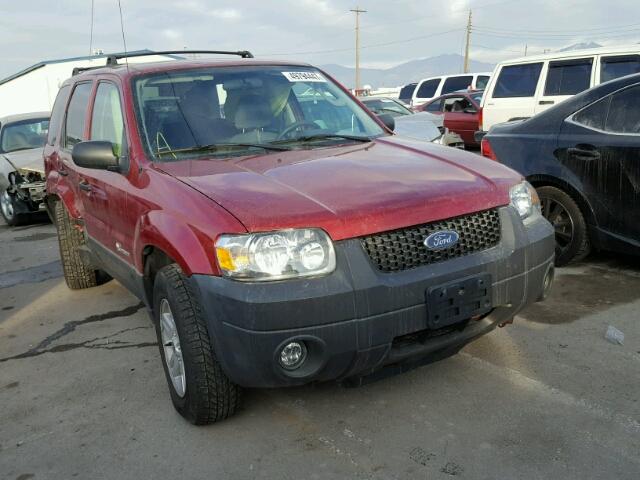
[321,42,606,89]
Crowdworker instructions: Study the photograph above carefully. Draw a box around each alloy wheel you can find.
[540,195,574,259]
[159,298,186,398]
[1,190,15,221]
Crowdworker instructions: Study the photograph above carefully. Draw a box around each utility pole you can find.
[350,6,366,92]
[524,44,528,56]
[463,9,472,73]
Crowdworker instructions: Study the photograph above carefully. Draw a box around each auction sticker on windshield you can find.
[282,71,326,82]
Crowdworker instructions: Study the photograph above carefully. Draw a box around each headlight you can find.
[215,228,336,281]
[509,181,541,219]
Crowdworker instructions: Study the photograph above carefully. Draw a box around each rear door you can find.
[535,57,594,115]
[558,83,640,241]
[483,62,544,130]
[59,81,94,218]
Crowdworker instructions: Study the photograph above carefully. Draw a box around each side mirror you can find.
[377,113,395,132]
[72,141,120,172]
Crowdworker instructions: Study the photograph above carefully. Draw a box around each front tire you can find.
[1,189,25,226]
[537,186,591,266]
[153,264,242,425]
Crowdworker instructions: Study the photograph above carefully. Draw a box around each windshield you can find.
[133,66,386,161]
[361,98,412,117]
[0,118,49,153]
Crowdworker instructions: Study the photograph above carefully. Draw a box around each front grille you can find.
[361,209,501,272]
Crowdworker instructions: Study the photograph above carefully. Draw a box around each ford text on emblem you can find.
[424,230,460,250]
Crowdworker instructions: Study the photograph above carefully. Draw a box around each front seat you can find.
[230,95,277,143]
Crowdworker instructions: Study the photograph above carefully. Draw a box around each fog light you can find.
[279,341,307,370]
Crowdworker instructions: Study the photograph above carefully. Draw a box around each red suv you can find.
[44,51,555,424]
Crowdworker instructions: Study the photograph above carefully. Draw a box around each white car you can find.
[0,112,49,225]
[479,44,640,132]
[411,72,491,107]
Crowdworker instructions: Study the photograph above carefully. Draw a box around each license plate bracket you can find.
[426,273,492,329]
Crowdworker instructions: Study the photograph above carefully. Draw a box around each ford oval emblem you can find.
[424,230,460,250]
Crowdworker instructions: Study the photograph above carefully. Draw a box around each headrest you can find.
[233,94,273,130]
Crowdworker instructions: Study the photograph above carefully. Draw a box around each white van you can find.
[480,45,640,131]
[411,72,491,107]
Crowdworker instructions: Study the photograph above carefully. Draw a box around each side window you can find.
[605,85,640,134]
[47,85,71,146]
[493,63,543,98]
[442,96,470,113]
[476,75,490,90]
[91,83,125,156]
[416,79,440,99]
[601,55,640,84]
[64,83,93,149]
[572,96,611,131]
[425,100,441,112]
[399,83,417,101]
[441,76,473,94]
[544,58,593,96]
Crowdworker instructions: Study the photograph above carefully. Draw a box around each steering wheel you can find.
[277,121,320,140]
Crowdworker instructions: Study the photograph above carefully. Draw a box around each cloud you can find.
[207,8,241,20]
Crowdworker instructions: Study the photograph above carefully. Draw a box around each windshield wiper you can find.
[157,142,291,157]
[271,134,373,145]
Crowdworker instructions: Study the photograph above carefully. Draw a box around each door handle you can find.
[78,181,92,192]
[539,100,555,105]
[567,145,600,160]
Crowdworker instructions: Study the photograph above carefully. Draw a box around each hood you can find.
[394,112,442,142]
[1,148,45,173]
[156,136,521,240]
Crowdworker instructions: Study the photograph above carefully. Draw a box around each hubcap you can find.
[159,299,186,397]
[1,190,14,220]
[540,196,574,258]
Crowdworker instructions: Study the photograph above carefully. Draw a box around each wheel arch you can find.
[527,174,598,230]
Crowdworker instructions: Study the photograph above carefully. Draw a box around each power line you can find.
[472,27,640,40]
[473,21,640,35]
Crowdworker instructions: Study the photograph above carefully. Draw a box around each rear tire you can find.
[153,264,242,425]
[54,201,98,289]
[537,186,591,266]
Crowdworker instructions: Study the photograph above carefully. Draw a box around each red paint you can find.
[418,92,482,147]
[45,60,521,277]
[481,137,499,161]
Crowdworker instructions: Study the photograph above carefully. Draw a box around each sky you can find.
[1,0,640,78]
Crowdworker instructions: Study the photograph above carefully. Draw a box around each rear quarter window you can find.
[493,63,543,98]
[476,75,490,90]
[605,84,640,134]
[572,96,611,131]
[47,85,71,146]
[544,58,593,96]
[601,55,640,83]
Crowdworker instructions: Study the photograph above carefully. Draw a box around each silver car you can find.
[0,112,49,225]
[360,97,464,148]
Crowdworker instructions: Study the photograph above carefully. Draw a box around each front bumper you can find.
[190,207,554,388]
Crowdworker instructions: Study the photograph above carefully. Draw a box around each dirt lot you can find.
[1,216,639,480]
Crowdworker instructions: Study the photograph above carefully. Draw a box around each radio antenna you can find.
[117,0,129,71]
[89,0,95,55]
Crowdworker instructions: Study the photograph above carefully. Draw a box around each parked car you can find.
[411,72,491,107]
[417,90,484,148]
[0,112,50,225]
[398,82,418,105]
[479,44,640,133]
[45,50,554,425]
[360,97,464,147]
[481,72,640,266]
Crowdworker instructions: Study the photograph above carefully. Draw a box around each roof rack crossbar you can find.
[106,50,254,65]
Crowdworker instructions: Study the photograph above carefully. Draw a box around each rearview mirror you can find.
[72,141,120,172]
[377,113,395,132]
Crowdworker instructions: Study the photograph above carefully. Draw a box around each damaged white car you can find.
[0,112,49,225]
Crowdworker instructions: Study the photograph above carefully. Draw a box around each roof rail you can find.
[72,65,108,76]
[106,50,254,65]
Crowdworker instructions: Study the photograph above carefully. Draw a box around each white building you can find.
[0,50,178,117]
